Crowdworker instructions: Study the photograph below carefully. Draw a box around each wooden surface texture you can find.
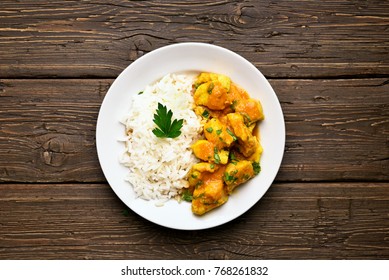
[0,0,388,259]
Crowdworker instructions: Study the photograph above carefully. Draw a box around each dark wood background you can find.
[0,0,388,259]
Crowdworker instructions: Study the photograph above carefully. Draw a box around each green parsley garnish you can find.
[230,100,238,110]
[152,103,183,138]
[202,109,210,118]
[252,162,261,175]
[207,82,214,94]
[224,172,237,183]
[226,128,237,141]
[182,189,193,202]
[213,147,221,164]
[206,127,213,133]
[216,129,222,135]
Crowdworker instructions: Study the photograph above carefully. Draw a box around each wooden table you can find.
[1,1,388,260]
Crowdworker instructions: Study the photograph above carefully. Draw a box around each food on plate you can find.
[120,72,264,215]
[120,74,202,203]
[185,72,264,215]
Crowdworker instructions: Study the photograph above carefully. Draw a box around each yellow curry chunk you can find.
[192,139,229,164]
[188,162,218,187]
[193,73,231,110]
[194,81,229,110]
[224,160,255,193]
[227,113,258,157]
[186,72,264,215]
[235,98,264,124]
[246,138,263,163]
[196,72,231,92]
[204,118,236,149]
[192,140,214,162]
[191,166,228,215]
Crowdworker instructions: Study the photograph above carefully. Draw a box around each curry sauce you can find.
[185,72,264,215]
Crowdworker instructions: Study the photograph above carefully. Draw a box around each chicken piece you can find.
[226,113,251,141]
[192,166,228,215]
[192,140,229,164]
[188,162,218,190]
[192,140,214,162]
[194,106,230,122]
[207,81,229,110]
[235,98,264,124]
[204,118,236,149]
[214,74,231,92]
[227,113,257,157]
[247,122,256,133]
[194,105,210,120]
[229,140,262,165]
[193,82,211,108]
[217,148,229,164]
[193,72,232,110]
[195,72,212,85]
[196,72,231,92]
[227,83,250,108]
[192,162,219,173]
[194,81,229,110]
[246,138,263,163]
[238,136,258,158]
[224,160,256,193]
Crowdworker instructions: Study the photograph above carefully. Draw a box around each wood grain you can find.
[1,0,389,261]
[0,182,388,259]
[1,0,388,78]
[0,78,387,182]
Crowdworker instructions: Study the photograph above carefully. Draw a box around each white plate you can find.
[96,42,285,230]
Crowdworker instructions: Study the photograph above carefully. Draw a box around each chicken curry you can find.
[183,72,264,215]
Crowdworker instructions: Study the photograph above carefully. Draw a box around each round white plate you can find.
[96,42,285,230]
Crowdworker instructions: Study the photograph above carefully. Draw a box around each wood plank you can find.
[0,78,387,182]
[0,79,108,182]
[0,182,388,259]
[0,0,388,78]
[275,78,389,181]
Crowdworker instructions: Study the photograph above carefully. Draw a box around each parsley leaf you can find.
[252,162,261,175]
[152,103,184,138]
[181,189,193,202]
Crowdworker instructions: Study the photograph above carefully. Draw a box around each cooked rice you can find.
[120,73,202,203]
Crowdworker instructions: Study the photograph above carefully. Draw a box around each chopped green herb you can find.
[138,91,144,95]
[152,103,183,138]
[226,128,237,141]
[214,154,221,164]
[216,129,222,135]
[210,164,215,169]
[194,193,205,199]
[242,113,252,126]
[213,147,220,164]
[207,82,214,94]
[206,127,213,133]
[191,173,198,179]
[230,100,238,110]
[182,189,193,202]
[195,180,203,189]
[252,162,261,175]
[224,172,237,183]
[202,109,210,118]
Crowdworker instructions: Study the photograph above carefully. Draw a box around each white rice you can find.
[120,73,202,204]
